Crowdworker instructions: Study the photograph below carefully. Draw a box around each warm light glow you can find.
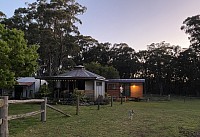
[131,83,143,98]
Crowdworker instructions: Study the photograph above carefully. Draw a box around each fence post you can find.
[76,95,79,115]
[41,97,47,122]
[0,96,8,137]
[111,96,113,107]
[97,96,100,110]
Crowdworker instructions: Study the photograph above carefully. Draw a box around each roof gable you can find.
[56,65,105,80]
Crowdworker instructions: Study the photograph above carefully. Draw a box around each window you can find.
[108,83,117,90]
[96,82,102,86]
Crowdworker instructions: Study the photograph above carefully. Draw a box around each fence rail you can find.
[0,96,71,137]
[8,110,44,121]
[0,96,47,137]
[46,104,71,117]
[8,99,44,104]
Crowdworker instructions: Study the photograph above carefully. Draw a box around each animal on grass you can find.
[128,110,135,120]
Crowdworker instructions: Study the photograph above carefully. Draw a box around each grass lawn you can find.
[8,99,200,137]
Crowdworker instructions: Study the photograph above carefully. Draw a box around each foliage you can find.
[181,15,200,52]
[70,88,87,104]
[38,84,50,97]
[181,15,200,96]
[1,0,86,76]
[75,39,137,79]
[0,24,38,88]
[73,35,100,65]
[85,62,120,79]
[95,95,110,105]
[135,42,182,95]
[110,43,138,78]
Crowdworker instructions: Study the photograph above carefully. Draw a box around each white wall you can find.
[94,80,105,99]
[15,78,47,98]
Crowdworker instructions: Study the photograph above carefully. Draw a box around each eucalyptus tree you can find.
[73,35,112,65]
[1,0,86,76]
[135,50,150,78]
[84,42,111,65]
[181,15,200,96]
[110,43,138,78]
[85,62,120,79]
[176,48,200,95]
[144,42,180,95]
[0,24,38,88]
[181,15,200,52]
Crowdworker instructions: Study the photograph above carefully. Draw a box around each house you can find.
[14,77,47,99]
[106,79,145,98]
[37,65,106,100]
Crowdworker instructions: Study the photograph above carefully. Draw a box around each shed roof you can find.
[17,77,37,83]
[107,79,145,83]
[16,77,36,86]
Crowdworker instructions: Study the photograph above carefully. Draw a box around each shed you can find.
[106,79,145,98]
[14,77,47,99]
[37,65,106,100]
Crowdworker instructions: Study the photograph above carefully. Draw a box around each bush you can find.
[95,95,110,105]
[37,84,50,98]
[70,88,87,104]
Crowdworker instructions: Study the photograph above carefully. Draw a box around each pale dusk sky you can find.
[1,0,200,51]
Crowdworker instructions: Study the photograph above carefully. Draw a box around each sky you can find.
[1,0,200,51]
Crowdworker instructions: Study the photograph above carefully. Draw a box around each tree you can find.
[181,15,200,52]
[85,62,120,79]
[38,83,50,97]
[176,48,200,96]
[110,43,138,78]
[138,42,181,95]
[1,0,86,76]
[83,42,111,65]
[73,35,99,65]
[0,24,38,88]
[181,15,200,96]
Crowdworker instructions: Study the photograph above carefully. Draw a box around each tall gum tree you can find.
[181,15,200,52]
[1,0,86,76]
[181,15,200,96]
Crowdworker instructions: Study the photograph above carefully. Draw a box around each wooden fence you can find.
[0,96,71,137]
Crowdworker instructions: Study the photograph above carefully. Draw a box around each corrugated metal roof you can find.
[55,65,105,80]
[16,77,36,86]
[107,79,145,83]
[17,77,37,83]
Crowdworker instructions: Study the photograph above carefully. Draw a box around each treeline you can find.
[1,0,200,96]
[74,40,200,96]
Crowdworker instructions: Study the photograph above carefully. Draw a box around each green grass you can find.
[8,99,200,137]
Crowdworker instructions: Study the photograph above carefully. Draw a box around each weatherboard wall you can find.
[106,79,145,98]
